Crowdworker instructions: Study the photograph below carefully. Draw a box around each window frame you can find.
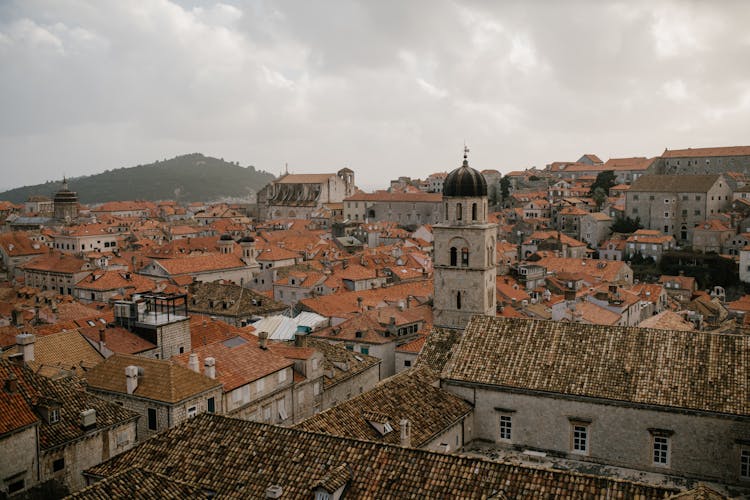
[569,419,590,455]
[147,407,157,431]
[499,414,512,442]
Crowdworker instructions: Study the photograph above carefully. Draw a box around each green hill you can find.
[0,153,275,204]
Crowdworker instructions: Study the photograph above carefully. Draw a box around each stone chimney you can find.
[204,357,216,379]
[188,353,200,373]
[258,331,269,350]
[125,365,139,394]
[15,333,35,363]
[399,418,411,447]
[295,332,308,348]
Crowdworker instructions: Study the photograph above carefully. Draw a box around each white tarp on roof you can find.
[251,312,328,341]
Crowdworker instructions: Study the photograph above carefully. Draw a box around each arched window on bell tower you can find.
[461,247,469,267]
[456,291,462,310]
[456,203,462,221]
[472,202,477,221]
[450,247,458,266]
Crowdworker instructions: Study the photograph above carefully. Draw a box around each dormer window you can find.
[50,408,60,424]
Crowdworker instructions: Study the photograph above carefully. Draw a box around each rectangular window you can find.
[361,347,370,355]
[632,208,638,214]
[404,360,412,367]
[696,195,701,201]
[572,424,588,454]
[52,457,65,472]
[147,408,157,431]
[499,415,512,441]
[207,397,215,414]
[741,449,750,479]
[633,195,639,201]
[7,479,24,494]
[653,435,670,465]
[187,406,197,418]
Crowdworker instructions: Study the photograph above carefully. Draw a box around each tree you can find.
[589,170,617,197]
[610,215,642,233]
[592,186,607,210]
[499,176,511,200]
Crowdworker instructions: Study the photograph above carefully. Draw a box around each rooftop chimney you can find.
[15,333,35,363]
[204,357,216,379]
[295,332,308,348]
[188,353,200,373]
[400,418,412,447]
[258,331,268,350]
[5,372,18,393]
[125,365,139,394]
[80,409,96,429]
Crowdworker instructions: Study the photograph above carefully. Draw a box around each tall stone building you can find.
[433,150,497,329]
[625,174,732,244]
[53,178,79,222]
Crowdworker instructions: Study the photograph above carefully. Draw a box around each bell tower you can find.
[433,148,497,329]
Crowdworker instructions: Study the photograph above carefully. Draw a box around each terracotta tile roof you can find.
[173,336,292,391]
[602,157,655,171]
[443,316,750,416]
[300,280,433,318]
[396,334,427,353]
[84,413,677,499]
[0,381,38,435]
[533,256,630,283]
[2,330,104,377]
[188,316,253,348]
[629,174,721,193]
[296,366,472,447]
[68,467,207,499]
[0,231,47,257]
[276,173,337,184]
[152,253,247,275]
[79,325,156,355]
[255,245,301,262]
[658,274,697,291]
[0,359,138,450]
[188,281,286,318]
[85,354,221,403]
[638,311,695,331]
[662,145,750,158]
[574,301,621,325]
[414,327,462,373]
[75,270,156,293]
[21,252,92,274]
[306,338,380,388]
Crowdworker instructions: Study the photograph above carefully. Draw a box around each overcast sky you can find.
[1,1,749,191]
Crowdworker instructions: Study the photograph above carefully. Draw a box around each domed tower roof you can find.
[239,235,255,243]
[219,233,234,241]
[443,148,487,197]
[54,177,78,203]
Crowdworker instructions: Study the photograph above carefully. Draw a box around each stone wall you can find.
[446,383,750,486]
[0,426,37,495]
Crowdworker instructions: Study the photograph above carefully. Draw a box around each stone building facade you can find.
[625,174,732,244]
[259,169,356,220]
[658,145,750,176]
[343,191,442,225]
[442,316,750,487]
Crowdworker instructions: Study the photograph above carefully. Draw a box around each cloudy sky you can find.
[1,1,749,191]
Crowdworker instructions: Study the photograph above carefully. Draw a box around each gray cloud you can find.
[1,0,749,191]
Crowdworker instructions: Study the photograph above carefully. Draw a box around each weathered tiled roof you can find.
[443,316,750,416]
[1,330,104,377]
[0,359,138,450]
[84,413,677,499]
[295,367,471,447]
[188,281,286,317]
[305,338,380,388]
[662,145,750,158]
[67,467,206,499]
[85,354,221,404]
[414,327,462,373]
